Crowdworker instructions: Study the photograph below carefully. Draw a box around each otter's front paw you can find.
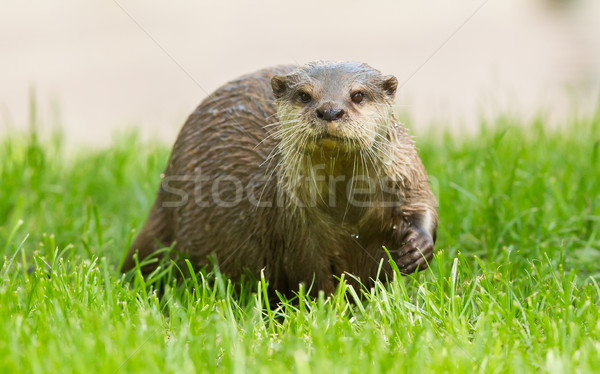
[395,227,434,274]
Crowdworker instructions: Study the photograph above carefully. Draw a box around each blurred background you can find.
[1,0,599,146]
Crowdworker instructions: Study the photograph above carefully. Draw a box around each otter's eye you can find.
[351,92,364,104]
[298,92,312,103]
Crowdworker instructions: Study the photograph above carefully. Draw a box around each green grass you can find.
[1,110,600,373]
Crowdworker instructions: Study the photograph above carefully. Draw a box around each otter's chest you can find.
[301,204,389,255]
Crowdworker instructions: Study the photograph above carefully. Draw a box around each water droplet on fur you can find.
[393,123,399,128]
[392,225,398,230]
[351,233,359,239]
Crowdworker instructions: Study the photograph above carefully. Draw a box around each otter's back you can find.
[159,65,296,276]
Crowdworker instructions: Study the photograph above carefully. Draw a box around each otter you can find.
[121,61,438,296]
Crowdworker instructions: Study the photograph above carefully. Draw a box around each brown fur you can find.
[121,61,438,296]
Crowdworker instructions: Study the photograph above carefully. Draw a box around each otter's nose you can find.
[316,108,345,122]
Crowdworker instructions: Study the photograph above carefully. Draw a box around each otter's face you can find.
[271,62,398,152]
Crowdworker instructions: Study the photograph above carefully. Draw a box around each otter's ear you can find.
[271,75,288,99]
[382,75,398,97]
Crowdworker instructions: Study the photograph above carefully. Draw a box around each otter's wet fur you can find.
[122,61,438,296]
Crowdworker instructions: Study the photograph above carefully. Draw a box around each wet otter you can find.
[122,61,438,295]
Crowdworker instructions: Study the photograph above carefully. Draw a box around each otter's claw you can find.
[395,227,434,274]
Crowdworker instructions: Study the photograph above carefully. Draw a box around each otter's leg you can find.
[393,210,437,274]
[121,201,173,274]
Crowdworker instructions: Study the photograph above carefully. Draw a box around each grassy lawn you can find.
[1,111,600,373]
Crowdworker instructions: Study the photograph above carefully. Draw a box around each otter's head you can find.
[271,61,398,153]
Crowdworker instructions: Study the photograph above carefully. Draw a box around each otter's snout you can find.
[316,107,346,122]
